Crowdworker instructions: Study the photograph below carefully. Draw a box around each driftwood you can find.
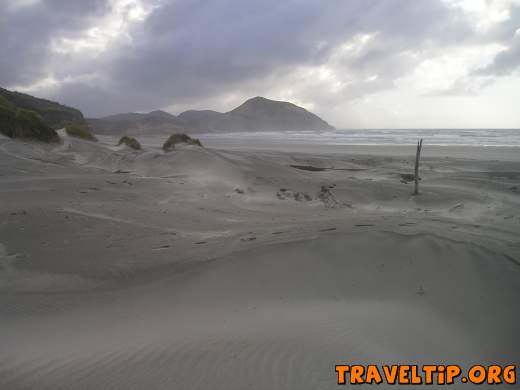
[413,138,423,195]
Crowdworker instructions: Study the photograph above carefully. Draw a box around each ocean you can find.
[199,128,520,147]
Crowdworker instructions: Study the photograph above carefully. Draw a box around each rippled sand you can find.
[1,135,519,389]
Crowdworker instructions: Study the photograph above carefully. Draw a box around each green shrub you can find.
[0,103,60,143]
[65,122,97,141]
[162,133,202,152]
[0,87,84,129]
[118,136,141,150]
[0,95,16,112]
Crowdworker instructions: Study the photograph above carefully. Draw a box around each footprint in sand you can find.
[449,203,464,212]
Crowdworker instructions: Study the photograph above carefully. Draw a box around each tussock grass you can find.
[118,136,141,150]
[65,122,97,142]
[162,133,202,152]
[0,96,60,142]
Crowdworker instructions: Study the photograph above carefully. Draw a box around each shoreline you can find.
[201,142,520,161]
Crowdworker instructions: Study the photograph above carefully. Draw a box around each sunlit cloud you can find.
[396,44,507,93]
[51,0,155,55]
[441,0,519,32]
[2,0,519,127]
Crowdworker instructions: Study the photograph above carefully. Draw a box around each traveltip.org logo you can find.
[335,364,516,386]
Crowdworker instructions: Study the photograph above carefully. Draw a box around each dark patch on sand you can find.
[277,188,312,201]
[504,254,520,268]
[290,164,367,172]
[319,227,337,232]
[400,173,421,184]
[290,165,326,172]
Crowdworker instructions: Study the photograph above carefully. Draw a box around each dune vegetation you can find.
[0,95,60,143]
[0,87,84,129]
[118,136,141,150]
[65,122,98,142]
[162,133,202,152]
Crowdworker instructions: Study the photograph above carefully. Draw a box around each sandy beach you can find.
[1,134,519,389]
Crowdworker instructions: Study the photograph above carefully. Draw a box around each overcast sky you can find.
[1,0,520,128]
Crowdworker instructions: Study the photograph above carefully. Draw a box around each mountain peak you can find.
[245,96,270,103]
[148,110,175,118]
[220,96,334,131]
[230,96,305,116]
[88,96,334,134]
[236,96,290,108]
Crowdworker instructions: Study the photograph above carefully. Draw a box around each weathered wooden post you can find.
[413,138,423,195]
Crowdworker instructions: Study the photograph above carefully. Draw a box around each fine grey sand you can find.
[1,134,519,389]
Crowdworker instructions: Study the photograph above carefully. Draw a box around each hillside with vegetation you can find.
[0,87,84,129]
[89,97,335,135]
[0,95,60,142]
[88,110,188,135]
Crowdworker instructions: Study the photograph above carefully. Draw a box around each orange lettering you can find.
[365,365,383,384]
[438,365,445,385]
[335,365,349,385]
[487,365,502,384]
[399,365,410,384]
[422,365,437,384]
[410,365,422,384]
[504,365,516,384]
[446,365,461,384]
[350,365,365,384]
[469,365,486,384]
[383,365,398,385]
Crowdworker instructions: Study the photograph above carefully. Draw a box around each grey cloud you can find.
[473,4,520,76]
[480,34,520,76]
[0,0,111,86]
[85,0,465,115]
[1,0,514,117]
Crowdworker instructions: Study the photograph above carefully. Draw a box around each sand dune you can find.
[52,135,245,186]
[1,136,519,389]
[2,232,519,389]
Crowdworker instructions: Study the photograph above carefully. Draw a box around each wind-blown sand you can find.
[1,134,519,389]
